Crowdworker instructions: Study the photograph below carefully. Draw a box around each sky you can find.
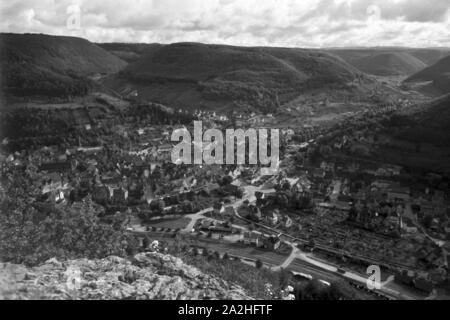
[1,0,449,47]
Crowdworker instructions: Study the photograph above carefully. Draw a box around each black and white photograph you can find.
[1,0,450,305]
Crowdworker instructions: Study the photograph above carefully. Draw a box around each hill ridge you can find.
[0,33,127,99]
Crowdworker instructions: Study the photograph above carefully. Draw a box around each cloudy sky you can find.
[1,0,449,47]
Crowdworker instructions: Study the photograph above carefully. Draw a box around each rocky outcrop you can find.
[0,252,251,300]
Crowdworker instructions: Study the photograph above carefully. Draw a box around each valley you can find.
[1,33,450,300]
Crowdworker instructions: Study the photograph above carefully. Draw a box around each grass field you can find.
[146,217,191,229]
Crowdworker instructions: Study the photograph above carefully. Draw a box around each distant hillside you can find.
[408,49,450,66]
[352,52,427,76]
[98,43,163,63]
[329,48,449,76]
[0,33,127,99]
[108,42,362,112]
[394,94,450,146]
[404,55,450,95]
[369,94,450,172]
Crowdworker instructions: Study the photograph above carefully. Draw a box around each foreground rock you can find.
[0,252,252,300]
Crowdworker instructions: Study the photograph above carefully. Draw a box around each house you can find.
[128,90,139,100]
[143,184,155,204]
[432,191,445,205]
[65,148,78,156]
[420,203,435,217]
[334,201,351,212]
[402,217,418,233]
[41,172,70,202]
[42,181,68,204]
[388,186,410,202]
[128,184,144,200]
[77,146,104,154]
[445,227,450,236]
[386,165,402,176]
[346,162,360,173]
[243,231,263,247]
[414,276,434,293]
[430,219,441,233]
[54,190,66,203]
[92,186,110,204]
[224,206,236,216]
[372,180,395,190]
[58,154,68,162]
[312,168,326,179]
[320,161,335,172]
[162,130,170,137]
[207,225,233,234]
[112,187,129,204]
[337,194,353,203]
[386,215,401,229]
[263,235,281,251]
[376,165,402,177]
[250,206,262,222]
[395,270,416,285]
[283,129,295,139]
[213,202,225,215]
[39,161,72,172]
[158,144,173,153]
[201,219,214,229]
[41,172,64,188]
[266,210,279,226]
[200,183,220,196]
[102,174,122,186]
[284,215,293,228]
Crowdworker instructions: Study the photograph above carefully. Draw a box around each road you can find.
[232,183,427,300]
[404,203,446,247]
[131,174,427,300]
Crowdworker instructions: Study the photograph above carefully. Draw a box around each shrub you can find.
[0,196,136,266]
[255,259,263,269]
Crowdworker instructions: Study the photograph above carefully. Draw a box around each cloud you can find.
[0,0,449,47]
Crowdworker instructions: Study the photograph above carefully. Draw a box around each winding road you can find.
[132,176,427,300]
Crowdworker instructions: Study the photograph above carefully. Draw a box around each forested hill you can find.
[0,33,127,99]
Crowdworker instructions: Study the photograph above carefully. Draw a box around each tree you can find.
[308,148,322,165]
[0,196,137,266]
[255,259,263,269]
[234,187,244,199]
[277,193,289,208]
[278,268,291,288]
[150,199,166,215]
[296,279,352,300]
[422,214,433,229]
[219,175,233,186]
[142,236,151,249]
[181,200,195,213]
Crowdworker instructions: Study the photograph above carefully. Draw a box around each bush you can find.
[294,279,356,300]
[255,259,263,269]
[0,197,137,266]
[142,236,151,249]
[171,249,286,299]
